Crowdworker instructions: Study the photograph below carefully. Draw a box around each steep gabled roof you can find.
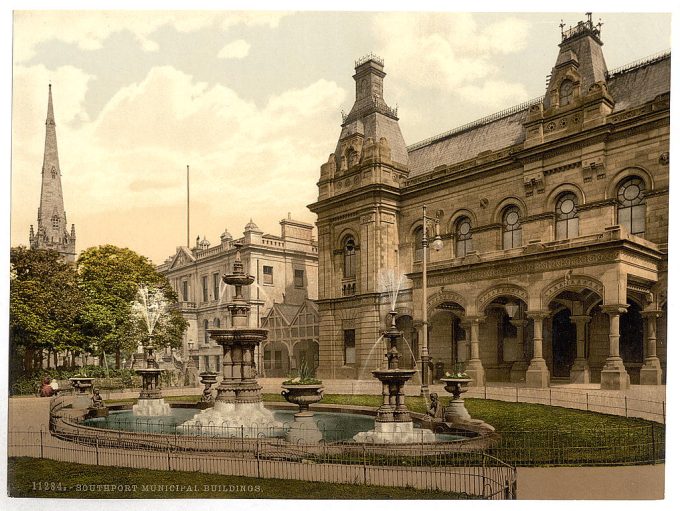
[406,52,670,179]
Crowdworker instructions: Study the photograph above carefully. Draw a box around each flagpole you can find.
[186,164,190,248]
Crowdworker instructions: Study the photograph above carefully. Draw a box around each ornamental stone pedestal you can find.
[463,317,485,386]
[600,305,630,390]
[525,311,550,388]
[640,310,664,385]
[569,315,591,384]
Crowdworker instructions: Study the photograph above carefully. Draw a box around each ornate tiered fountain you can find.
[354,310,436,443]
[131,285,171,416]
[132,343,171,416]
[181,242,280,432]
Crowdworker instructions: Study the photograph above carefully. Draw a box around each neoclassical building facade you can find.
[158,216,319,375]
[309,18,669,389]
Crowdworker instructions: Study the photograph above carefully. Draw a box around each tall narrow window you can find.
[181,280,189,302]
[263,265,274,285]
[617,177,646,236]
[294,269,304,288]
[413,227,424,262]
[503,206,522,249]
[344,329,356,365]
[213,273,220,301]
[51,215,60,229]
[201,275,208,302]
[559,80,574,106]
[455,217,473,257]
[203,319,209,344]
[555,192,579,239]
[343,238,356,278]
[213,318,220,328]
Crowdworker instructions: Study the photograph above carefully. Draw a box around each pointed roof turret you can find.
[30,84,76,262]
[544,13,608,110]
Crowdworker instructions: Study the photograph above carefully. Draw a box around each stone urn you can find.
[281,383,324,444]
[440,377,473,421]
[197,371,218,409]
[69,376,95,409]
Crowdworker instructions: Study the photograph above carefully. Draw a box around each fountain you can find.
[131,285,171,416]
[196,371,218,409]
[69,376,95,409]
[180,242,281,433]
[353,310,436,444]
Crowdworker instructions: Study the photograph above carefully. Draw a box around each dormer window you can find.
[559,80,574,106]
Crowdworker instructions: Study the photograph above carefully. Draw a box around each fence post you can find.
[39,428,44,459]
[586,393,589,411]
[662,401,666,424]
[362,444,367,485]
[167,445,171,471]
[241,425,245,453]
[484,386,487,400]
[95,437,100,466]
[256,438,261,479]
[651,423,656,465]
[516,386,519,403]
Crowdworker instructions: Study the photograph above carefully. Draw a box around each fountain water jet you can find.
[131,285,171,416]
[353,311,436,444]
[180,242,281,434]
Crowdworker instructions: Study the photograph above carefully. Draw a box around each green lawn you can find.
[103,393,664,466]
[7,457,473,499]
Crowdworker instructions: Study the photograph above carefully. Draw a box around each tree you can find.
[9,247,87,374]
[76,245,187,368]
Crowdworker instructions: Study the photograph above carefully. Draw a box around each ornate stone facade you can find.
[158,216,319,376]
[309,17,669,389]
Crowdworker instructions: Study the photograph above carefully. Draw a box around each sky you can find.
[8,8,672,264]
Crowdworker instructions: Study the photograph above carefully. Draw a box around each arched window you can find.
[555,192,579,239]
[51,214,60,229]
[559,80,574,106]
[617,177,646,236]
[213,318,220,328]
[413,227,424,262]
[343,237,356,278]
[203,319,209,344]
[502,206,522,249]
[455,217,473,257]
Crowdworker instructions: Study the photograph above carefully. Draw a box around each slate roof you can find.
[406,52,670,179]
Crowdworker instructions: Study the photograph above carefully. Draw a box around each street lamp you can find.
[421,205,443,397]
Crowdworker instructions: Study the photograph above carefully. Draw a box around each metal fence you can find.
[8,428,516,499]
[464,385,665,423]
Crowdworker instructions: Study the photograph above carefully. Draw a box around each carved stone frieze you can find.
[477,285,529,311]
[542,274,604,305]
[581,155,606,182]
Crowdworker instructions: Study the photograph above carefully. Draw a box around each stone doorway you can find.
[551,308,577,378]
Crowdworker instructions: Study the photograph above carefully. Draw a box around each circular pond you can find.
[83,407,465,443]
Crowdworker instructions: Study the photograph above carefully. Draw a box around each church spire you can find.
[30,84,76,262]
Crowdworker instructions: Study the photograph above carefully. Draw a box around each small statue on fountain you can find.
[201,383,214,403]
[91,388,105,409]
[426,392,444,421]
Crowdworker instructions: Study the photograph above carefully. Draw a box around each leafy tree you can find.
[9,247,87,374]
[76,245,187,368]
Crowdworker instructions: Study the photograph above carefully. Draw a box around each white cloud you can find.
[457,80,529,109]
[217,39,251,60]
[11,63,345,262]
[13,11,289,63]
[373,13,530,94]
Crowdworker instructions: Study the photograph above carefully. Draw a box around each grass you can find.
[103,392,664,466]
[7,457,473,499]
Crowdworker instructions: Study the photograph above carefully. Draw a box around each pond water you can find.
[83,408,465,443]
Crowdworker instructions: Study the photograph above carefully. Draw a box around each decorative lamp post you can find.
[420,205,443,398]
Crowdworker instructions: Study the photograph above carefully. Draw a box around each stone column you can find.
[569,315,591,384]
[640,310,663,385]
[525,311,550,388]
[509,318,529,382]
[600,304,630,390]
[463,316,485,386]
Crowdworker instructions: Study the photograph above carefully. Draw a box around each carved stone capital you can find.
[525,310,550,321]
[601,304,629,316]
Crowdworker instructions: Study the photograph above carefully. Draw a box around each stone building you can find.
[158,216,319,375]
[29,84,77,261]
[309,17,669,389]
